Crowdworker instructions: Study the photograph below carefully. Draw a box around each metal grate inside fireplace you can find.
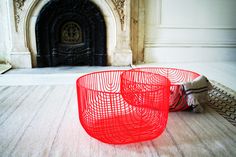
[36,0,107,67]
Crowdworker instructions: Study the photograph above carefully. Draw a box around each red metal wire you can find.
[131,67,200,111]
[76,70,170,144]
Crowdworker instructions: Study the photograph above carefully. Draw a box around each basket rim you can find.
[120,70,171,86]
[76,69,171,94]
[131,67,200,85]
[132,67,200,76]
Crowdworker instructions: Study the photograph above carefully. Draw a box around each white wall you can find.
[144,0,236,63]
[0,0,10,62]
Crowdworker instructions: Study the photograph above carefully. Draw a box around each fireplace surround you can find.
[8,0,135,68]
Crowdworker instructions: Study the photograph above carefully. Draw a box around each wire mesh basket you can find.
[76,70,170,144]
[131,67,200,111]
[120,70,170,111]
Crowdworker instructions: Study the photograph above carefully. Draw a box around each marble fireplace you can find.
[8,0,135,68]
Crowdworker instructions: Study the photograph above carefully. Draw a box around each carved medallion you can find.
[61,22,82,44]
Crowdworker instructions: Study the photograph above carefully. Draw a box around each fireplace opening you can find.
[36,0,107,67]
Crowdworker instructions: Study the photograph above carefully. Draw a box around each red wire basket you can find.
[120,70,170,111]
[131,67,200,111]
[76,70,170,144]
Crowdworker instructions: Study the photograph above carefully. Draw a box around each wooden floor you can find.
[0,85,235,157]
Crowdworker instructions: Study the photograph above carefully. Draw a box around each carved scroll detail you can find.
[111,0,125,30]
[14,0,26,32]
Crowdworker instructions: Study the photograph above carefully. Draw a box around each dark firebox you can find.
[36,0,107,67]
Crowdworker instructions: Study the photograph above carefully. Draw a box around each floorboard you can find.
[0,85,235,157]
[0,86,51,156]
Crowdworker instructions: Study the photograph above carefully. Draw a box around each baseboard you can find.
[144,47,236,63]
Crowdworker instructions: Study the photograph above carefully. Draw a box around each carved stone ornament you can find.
[13,0,26,32]
[111,0,125,30]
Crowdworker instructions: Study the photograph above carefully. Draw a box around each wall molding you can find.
[111,0,126,30]
[157,25,236,30]
[145,42,236,48]
[158,0,236,30]
[144,47,236,63]
[159,0,163,25]
[13,0,26,32]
